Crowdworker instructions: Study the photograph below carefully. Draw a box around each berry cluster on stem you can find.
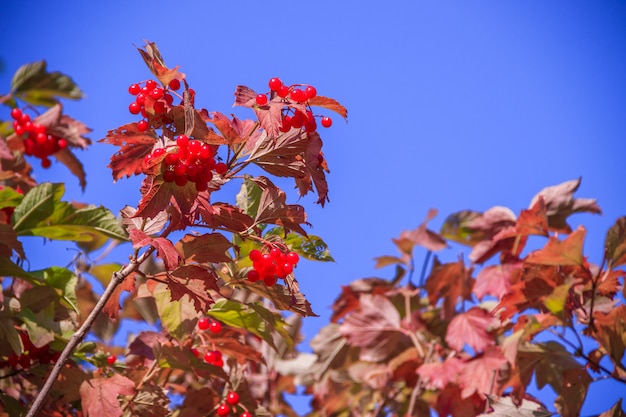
[247,247,300,286]
[128,78,185,131]
[256,77,334,134]
[10,108,68,168]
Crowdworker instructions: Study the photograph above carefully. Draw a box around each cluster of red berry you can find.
[0,330,59,370]
[216,391,251,417]
[193,318,225,367]
[128,78,183,131]
[143,135,227,191]
[197,317,222,333]
[256,77,332,133]
[10,108,68,168]
[247,247,300,286]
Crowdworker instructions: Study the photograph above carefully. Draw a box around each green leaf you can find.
[207,299,292,351]
[30,266,79,313]
[0,186,24,210]
[266,227,334,262]
[544,282,575,315]
[151,282,196,341]
[10,60,83,107]
[236,176,263,217]
[13,182,128,243]
[440,210,485,246]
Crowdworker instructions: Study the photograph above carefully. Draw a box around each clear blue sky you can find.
[2,1,625,414]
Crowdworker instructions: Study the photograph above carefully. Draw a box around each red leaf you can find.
[308,95,348,120]
[197,201,255,234]
[339,294,407,362]
[330,278,394,322]
[417,356,464,390]
[102,274,135,319]
[473,261,522,300]
[162,265,219,313]
[446,307,499,353]
[458,347,508,399]
[591,305,626,367]
[53,148,87,190]
[130,229,182,270]
[251,176,310,236]
[605,216,626,267]
[206,112,252,145]
[425,258,472,320]
[526,225,586,266]
[79,374,135,417]
[392,208,448,254]
[136,41,182,86]
[177,233,232,263]
[529,177,601,233]
[99,123,156,181]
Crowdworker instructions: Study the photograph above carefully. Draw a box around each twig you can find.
[25,246,156,417]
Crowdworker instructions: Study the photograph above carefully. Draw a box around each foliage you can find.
[0,42,624,417]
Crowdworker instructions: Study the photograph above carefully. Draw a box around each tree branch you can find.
[25,246,156,417]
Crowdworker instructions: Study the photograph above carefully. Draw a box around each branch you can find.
[25,246,156,417]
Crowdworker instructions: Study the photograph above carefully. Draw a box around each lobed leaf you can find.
[605,216,626,267]
[10,60,83,106]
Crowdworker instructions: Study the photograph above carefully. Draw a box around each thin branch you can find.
[25,246,156,417]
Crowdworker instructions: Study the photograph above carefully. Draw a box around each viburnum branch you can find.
[25,246,156,417]
[407,343,435,417]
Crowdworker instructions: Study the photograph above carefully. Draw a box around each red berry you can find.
[268,77,283,91]
[305,86,317,99]
[286,251,299,265]
[208,321,222,334]
[41,158,51,168]
[128,84,141,95]
[153,100,166,114]
[177,135,190,148]
[106,355,116,365]
[270,248,281,259]
[290,111,305,129]
[150,88,164,100]
[216,403,230,417]
[137,120,149,132]
[247,269,260,282]
[321,116,332,128]
[290,89,306,103]
[129,102,141,114]
[197,317,210,331]
[146,80,157,90]
[279,116,292,133]
[136,93,147,105]
[10,108,22,120]
[226,391,240,405]
[263,275,277,286]
[195,181,208,192]
[255,94,268,106]
[215,162,227,175]
[305,119,317,133]
[57,138,67,149]
[168,79,181,90]
[240,413,253,417]
[249,249,262,262]
[277,85,290,98]
[174,175,188,187]
[191,348,200,358]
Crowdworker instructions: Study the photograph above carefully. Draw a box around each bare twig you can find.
[25,246,156,417]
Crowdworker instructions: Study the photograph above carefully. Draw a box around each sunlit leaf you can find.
[11,60,83,106]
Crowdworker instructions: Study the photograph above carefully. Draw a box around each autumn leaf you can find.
[130,229,181,270]
[330,278,394,322]
[197,201,256,234]
[142,281,196,340]
[478,396,552,417]
[458,347,509,399]
[473,261,521,300]
[250,176,310,236]
[294,131,331,205]
[177,232,232,263]
[99,122,156,180]
[160,265,219,313]
[445,307,500,353]
[308,95,348,120]
[591,305,626,367]
[339,294,409,362]
[136,40,182,86]
[235,276,317,317]
[79,374,135,417]
[417,356,464,390]
[102,274,135,319]
[526,226,586,266]
[605,216,626,267]
[529,178,601,233]
[425,258,473,320]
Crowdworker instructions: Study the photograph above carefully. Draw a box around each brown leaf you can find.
[591,305,626,367]
[177,232,232,263]
[136,41,182,86]
[425,258,473,320]
[53,148,87,190]
[99,123,156,180]
[102,274,135,319]
[605,216,626,267]
[79,374,136,417]
[445,307,499,353]
[526,225,586,266]
[197,201,255,234]
[529,178,601,233]
[130,229,182,270]
[308,95,348,120]
[162,265,219,313]
[339,294,408,362]
[392,208,448,254]
[473,261,522,300]
[251,176,309,236]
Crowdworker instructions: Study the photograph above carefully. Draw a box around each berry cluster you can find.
[255,77,333,134]
[10,108,68,168]
[128,78,183,131]
[216,391,251,417]
[0,330,59,370]
[142,135,227,192]
[203,349,224,367]
[247,247,300,286]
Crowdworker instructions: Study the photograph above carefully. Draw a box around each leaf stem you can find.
[25,246,156,417]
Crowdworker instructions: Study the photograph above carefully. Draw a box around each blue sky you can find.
[2,1,625,414]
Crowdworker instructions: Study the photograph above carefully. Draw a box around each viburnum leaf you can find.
[0,313,23,356]
[99,122,156,181]
[392,208,448,254]
[0,224,24,259]
[159,265,219,313]
[130,229,182,270]
[445,307,499,353]
[417,356,464,390]
[330,277,394,323]
[250,176,309,236]
[308,95,348,120]
[102,273,135,319]
[13,182,128,242]
[294,131,331,206]
[477,396,552,417]
[168,105,223,143]
[247,129,307,171]
[206,299,290,351]
[197,201,256,234]
[136,41,182,86]
[53,148,87,191]
[234,278,317,317]
[127,383,170,417]
[120,205,168,235]
[10,60,83,106]
[40,105,91,149]
[605,216,626,267]
[233,85,284,136]
[79,374,135,417]
[526,225,586,266]
[441,210,485,246]
[529,177,601,233]
[265,227,334,262]
[206,111,255,145]
[425,258,473,320]
[473,261,521,300]
[142,281,196,340]
[154,342,228,380]
[591,305,626,367]
[339,294,408,362]
[459,347,509,399]
[177,232,232,264]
